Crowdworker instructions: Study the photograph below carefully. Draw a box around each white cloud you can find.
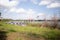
[0,0,18,8]
[30,0,38,4]
[17,8,26,13]
[9,7,38,19]
[47,2,60,8]
[39,0,60,8]
[39,0,50,5]
[9,8,35,14]
[10,8,45,19]
[9,7,16,12]
[26,9,35,14]
[26,9,36,19]
[35,13,45,20]
[37,13,45,16]
[9,8,26,13]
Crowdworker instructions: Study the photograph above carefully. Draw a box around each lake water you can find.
[8,21,60,27]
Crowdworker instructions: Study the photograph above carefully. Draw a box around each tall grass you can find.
[0,21,60,40]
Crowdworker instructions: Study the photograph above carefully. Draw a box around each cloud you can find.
[0,0,52,20]
[47,2,60,8]
[37,13,45,16]
[9,7,35,14]
[10,8,26,13]
[39,0,60,8]
[39,0,51,5]
[0,0,18,8]
[9,8,35,19]
[9,7,40,19]
[26,9,35,14]
[35,13,45,20]
[30,0,38,4]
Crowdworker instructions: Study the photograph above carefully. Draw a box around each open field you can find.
[0,21,60,40]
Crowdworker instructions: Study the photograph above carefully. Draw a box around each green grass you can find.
[0,21,60,40]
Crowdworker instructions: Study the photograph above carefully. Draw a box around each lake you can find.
[7,21,60,27]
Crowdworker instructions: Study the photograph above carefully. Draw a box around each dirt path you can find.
[6,32,45,40]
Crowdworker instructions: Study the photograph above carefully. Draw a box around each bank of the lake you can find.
[0,21,60,40]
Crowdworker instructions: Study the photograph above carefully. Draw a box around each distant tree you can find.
[58,12,60,21]
[43,14,48,27]
[51,13,58,29]
[0,12,1,16]
[0,12,1,21]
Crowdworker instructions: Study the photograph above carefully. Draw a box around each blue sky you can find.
[0,0,60,20]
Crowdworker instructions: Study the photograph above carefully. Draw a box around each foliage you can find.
[0,21,60,40]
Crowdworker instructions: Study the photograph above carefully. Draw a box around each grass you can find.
[0,21,60,40]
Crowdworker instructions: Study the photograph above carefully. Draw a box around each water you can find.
[7,21,60,27]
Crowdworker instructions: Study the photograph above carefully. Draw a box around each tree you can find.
[52,13,58,29]
[0,12,1,21]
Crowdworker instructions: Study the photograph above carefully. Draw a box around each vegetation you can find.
[0,21,60,40]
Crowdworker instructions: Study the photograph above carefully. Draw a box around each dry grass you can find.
[6,32,45,40]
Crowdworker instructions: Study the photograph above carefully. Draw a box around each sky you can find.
[0,0,60,20]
